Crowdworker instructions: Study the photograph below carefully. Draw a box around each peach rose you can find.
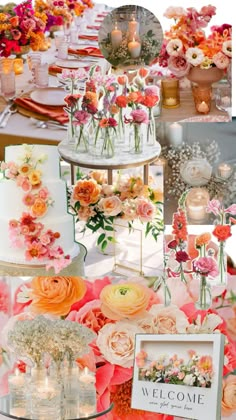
[222,375,236,416]
[72,179,101,206]
[31,198,48,218]
[100,283,151,321]
[28,170,42,186]
[149,304,189,333]
[67,300,114,333]
[77,206,95,222]
[98,196,122,217]
[136,198,156,222]
[96,321,143,367]
[29,276,87,316]
[89,170,106,185]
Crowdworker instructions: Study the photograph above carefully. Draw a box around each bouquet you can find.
[69,171,163,251]
[159,5,232,77]
[0,0,47,57]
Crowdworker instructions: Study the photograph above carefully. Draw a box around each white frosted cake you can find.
[0,144,80,272]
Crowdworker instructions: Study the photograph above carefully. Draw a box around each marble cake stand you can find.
[0,244,87,276]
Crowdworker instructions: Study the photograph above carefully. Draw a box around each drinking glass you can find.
[27,52,42,84]
[35,63,49,88]
[215,86,232,118]
[0,71,16,98]
[57,42,68,60]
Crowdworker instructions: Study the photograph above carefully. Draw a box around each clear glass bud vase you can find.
[146,109,156,146]
[129,124,143,154]
[195,275,212,310]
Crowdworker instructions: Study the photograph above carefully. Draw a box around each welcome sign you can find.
[131,334,225,420]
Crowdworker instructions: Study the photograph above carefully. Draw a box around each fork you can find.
[0,105,17,128]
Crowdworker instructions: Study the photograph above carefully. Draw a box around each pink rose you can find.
[38,187,49,200]
[40,233,51,246]
[136,198,156,222]
[21,178,32,192]
[213,52,230,69]
[130,109,149,124]
[193,257,219,277]
[149,304,189,333]
[144,85,159,96]
[98,196,122,217]
[73,110,90,126]
[168,55,191,78]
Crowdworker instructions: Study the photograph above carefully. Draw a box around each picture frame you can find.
[131,333,225,420]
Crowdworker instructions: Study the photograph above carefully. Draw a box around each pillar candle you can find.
[111,23,122,50]
[168,122,183,147]
[128,37,141,58]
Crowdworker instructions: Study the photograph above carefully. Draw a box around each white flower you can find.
[149,304,189,334]
[183,374,195,386]
[180,158,212,186]
[37,154,48,164]
[186,314,223,334]
[222,40,232,57]
[164,6,187,19]
[17,285,32,303]
[166,39,183,56]
[186,48,205,66]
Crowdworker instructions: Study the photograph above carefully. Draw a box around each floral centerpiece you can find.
[159,5,232,81]
[1,275,236,419]
[69,170,163,252]
[0,0,47,57]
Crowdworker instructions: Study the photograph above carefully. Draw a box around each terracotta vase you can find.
[187,66,224,88]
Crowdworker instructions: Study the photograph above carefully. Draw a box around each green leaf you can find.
[97,233,106,245]
[101,240,108,251]
[104,225,114,231]
[107,236,115,243]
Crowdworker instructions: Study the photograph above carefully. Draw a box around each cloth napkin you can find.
[14,96,68,124]
[86,25,100,30]
[79,34,98,41]
[68,46,103,58]
[96,13,108,17]
[48,62,91,76]
[95,19,103,22]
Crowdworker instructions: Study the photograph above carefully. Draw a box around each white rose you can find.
[183,374,195,386]
[180,158,212,186]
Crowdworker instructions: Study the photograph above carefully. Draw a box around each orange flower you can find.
[141,95,159,108]
[99,118,109,128]
[152,189,163,203]
[109,104,119,114]
[138,67,149,78]
[9,16,19,27]
[28,170,42,186]
[18,163,32,176]
[172,208,188,243]
[84,91,98,108]
[222,375,236,416]
[31,198,48,218]
[195,232,211,247]
[89,170,106,184]
[212,224,232,242]
[29,276,87,316]
[115,95,128,108]
[127,91,143,104]
[197,355,213,373]
[117,75,127,85]
[72,179,101,206]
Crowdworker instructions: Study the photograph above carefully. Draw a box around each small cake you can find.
[0,144,80,273]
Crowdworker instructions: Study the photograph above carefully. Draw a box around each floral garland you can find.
[0,145,71,273]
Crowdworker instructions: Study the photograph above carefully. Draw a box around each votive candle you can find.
[186,188,210,223]
[13,58,24,75]
[79,367,96,417]
[217,162,233,179]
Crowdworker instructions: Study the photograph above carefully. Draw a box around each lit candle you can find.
[79,368,96,416]
[128,15,139,36]
[186,188,210,222]
[37,376,55,399]
[168,122,183,147]
[10,407,27,417]
[111,23,122,50]
[165,97,177,106]
[128,36,141,58]
[13,58,24,75]
[217,162,233,179]
[197,101,209,114]
[8,368,26,387]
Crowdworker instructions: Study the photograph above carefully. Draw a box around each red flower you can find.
[115,95,128,108]
[64,94,81,108]
[175,250,190,263]
[212,224,232,241]
[108,117,117,127]
[167,239,178,249]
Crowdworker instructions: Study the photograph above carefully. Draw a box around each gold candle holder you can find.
[0,58,14,74]
[161,78,180,109]
[13,58,24,75]
[192,85,212,114]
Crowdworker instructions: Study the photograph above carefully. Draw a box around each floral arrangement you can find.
[137,350,213,388]
[1,275,236,418]
[69,170,163,252]
[159,5,232,77]
[0,145,71,273]
[0,0,47,57]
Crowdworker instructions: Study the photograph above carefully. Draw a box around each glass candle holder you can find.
[8,370,27,415]
[13,58,24,75]
[161,78,180,108]
[79,368,96,417]
[0,58,14,74]
[192,85,212,114]
[29,376,62,420]
[57,41,68,60]
[185,187,210,224]
[0,71,16,98]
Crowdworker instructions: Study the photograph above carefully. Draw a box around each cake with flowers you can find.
[0,144,80,273]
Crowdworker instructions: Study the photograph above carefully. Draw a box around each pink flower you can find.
[149,304,189,333]
[144,86,159,96]
[206,199,221,215]
[73,110,90,126]
[16,176,32,192]
[25,241,48,260]
[225,204,236,215]
[22,193,35,206]
[46,257,71,274]
[193,257,219,277]
[136,198,156,222]
[77,206,95,222]
[99,196,122,217]
[130,109,149,124]
[213,52,230,69]
[168,55,191,77]
[9,219,18,229]
[38,187,49,200]
[40,233,51,246]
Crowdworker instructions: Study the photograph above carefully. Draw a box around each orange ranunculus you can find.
[18,163,32,176]
[212,224,232,242]
[141,95,159,108]
[127,91,143,104]
[28,170,42,186]
[138,67,149,78]
[117,75,127,85]
[100,283,151,321]
[30,276,87,316]
[31,198,48,218]
[222,375,236,417]
[115,95,128,108]
[109,104,119,114]
[195,232,212,247]
[72,179,101,206]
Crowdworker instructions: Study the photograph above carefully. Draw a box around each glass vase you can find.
[100,127,116,158]
[67,113,76,148]
[29,376,62,420]
[117,108,126,143]
[216,240,227,285]
[8,371,27,418]
[129,124,143,154]
[63,362,80,419]
[76,125,89,153]
[146,109,156,146]
[195,275,212,310]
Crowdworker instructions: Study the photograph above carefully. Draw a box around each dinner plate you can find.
[55,59,89,69]
[30,88,66,106]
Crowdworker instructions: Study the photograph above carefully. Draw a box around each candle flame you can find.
[45,376,49,387]
[84,367,89,375]
[15,368,19,376]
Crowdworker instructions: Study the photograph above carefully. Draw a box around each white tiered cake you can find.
[0,144,80,272]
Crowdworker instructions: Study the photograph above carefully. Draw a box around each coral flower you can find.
[72,179,101,206]
[197,355,213,373]
[195,232,211,247]
[115,95,128,108]
[31,198,48,218]
[172,208,188,243]
[212,225,232,242]
[29,276,87,316]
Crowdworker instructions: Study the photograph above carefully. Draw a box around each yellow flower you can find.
[152,188,164,203]
[28,169,42,186]
[100,283,151,321]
